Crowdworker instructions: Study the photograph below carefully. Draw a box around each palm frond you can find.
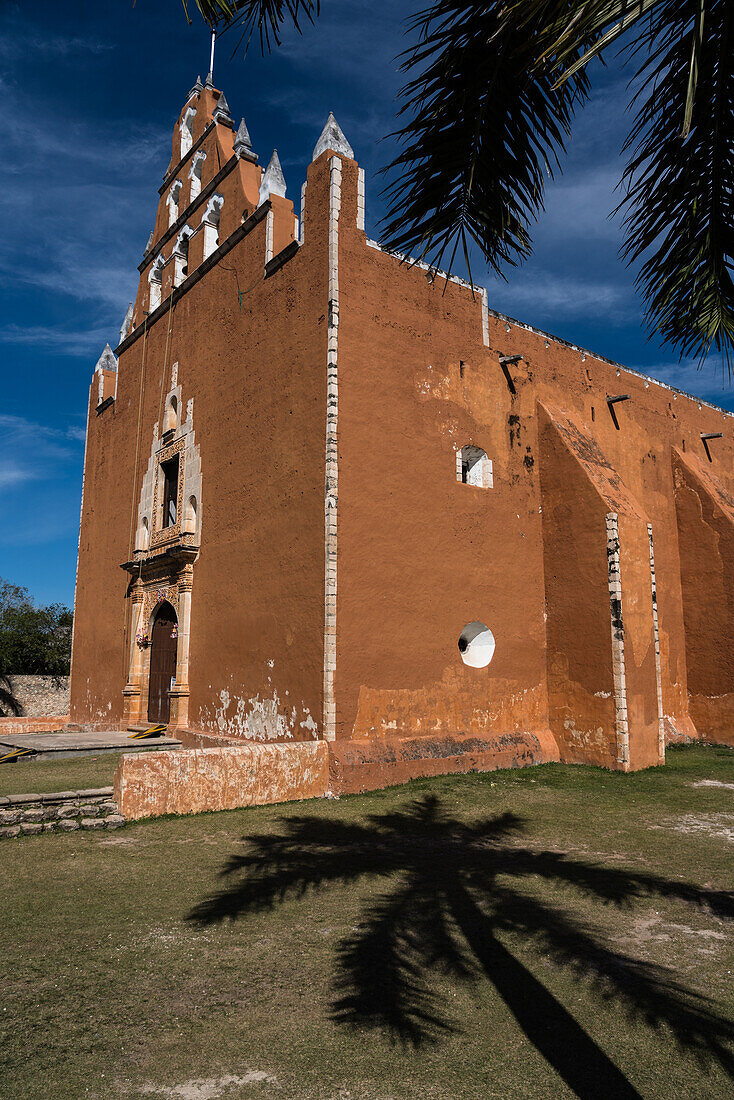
[182,0,319,53]
[528,1,664,82]
[617,0,734,368]
[379,1,592,276]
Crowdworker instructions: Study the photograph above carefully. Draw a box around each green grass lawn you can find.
[0,752,123,796]
[1,744,733,1099]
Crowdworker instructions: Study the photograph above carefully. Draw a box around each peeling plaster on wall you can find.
[81,681,116,727]
[198,685,317,742]
[415,364,454,402]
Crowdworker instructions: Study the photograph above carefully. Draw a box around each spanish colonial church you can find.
[71,77,734,804]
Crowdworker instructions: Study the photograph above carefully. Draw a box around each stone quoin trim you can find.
[323,155,342,741]
[265,209,274,266]
[648,523,665,763]
[356,168,365,231]
[481,287,489,346]
[606,513,630,770]
[299,181,307,245]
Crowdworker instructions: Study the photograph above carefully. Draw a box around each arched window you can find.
[180,108,195,159]
[188,151,206,202]
[457,445,493,489]
[148,254,165,311]
[173,227,191,286]
[163,395,178,435]
[202,194,223,260]
[167,180,182,228]
[184,495,197,534]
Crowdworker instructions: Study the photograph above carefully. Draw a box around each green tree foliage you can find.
[182,0,734,370]
[0,578,73,680]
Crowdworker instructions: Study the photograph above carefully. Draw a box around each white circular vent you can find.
[458,621,495,668]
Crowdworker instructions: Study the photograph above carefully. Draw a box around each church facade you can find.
[71,79,734,803]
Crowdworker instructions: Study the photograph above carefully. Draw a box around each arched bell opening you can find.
[147,601,178,724]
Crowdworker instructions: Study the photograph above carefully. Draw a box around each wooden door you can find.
[147,602,178,724]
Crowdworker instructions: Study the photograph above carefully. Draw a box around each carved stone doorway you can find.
[147,601,178,724]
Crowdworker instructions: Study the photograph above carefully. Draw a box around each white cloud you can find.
[0,33,113,61]
[0,323,114,357]
[490,271,634,326]
[0,462,34,490]
[0,73,166,330]
[0,415,84,502]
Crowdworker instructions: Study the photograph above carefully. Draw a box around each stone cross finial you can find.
[312,112,354,161]
[258,149,287,206]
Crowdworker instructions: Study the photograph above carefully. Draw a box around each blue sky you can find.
[1,0,732,607]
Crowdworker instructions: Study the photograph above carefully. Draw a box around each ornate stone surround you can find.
[151,437,186,548]
[121,365,202,730]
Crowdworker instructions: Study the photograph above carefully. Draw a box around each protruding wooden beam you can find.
[701,431,723,462]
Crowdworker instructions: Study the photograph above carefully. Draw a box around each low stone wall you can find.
[0,787,125,838]
[115,741,329,820]
[4,675,70,718]
[0,715,69,735]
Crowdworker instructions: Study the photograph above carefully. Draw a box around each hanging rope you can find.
[122,314,150,684]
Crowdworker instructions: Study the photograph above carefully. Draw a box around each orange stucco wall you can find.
[71,84,734,787]
[71,90,330,742]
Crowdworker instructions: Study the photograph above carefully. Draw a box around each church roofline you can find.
[142,146,242,272]
[486,307,734,420]
[364,237,733,421]
[160,121,216,196]
[121,201,277,355]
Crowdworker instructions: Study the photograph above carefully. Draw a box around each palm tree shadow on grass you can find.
[186,795,734,1098]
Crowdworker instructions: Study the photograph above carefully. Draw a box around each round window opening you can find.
[458,621,495,668]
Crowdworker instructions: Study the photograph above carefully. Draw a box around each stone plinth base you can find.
[328,730,560,796]
[114,741,329,820]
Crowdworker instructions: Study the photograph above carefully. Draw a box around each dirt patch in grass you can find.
[650,812,734,842]
[1,744,733,1100]
[131,1071,276,1098]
